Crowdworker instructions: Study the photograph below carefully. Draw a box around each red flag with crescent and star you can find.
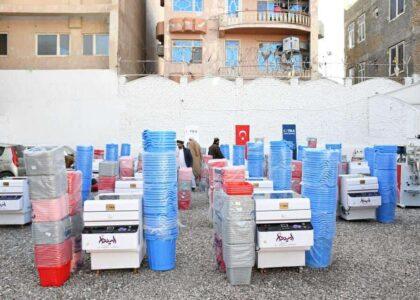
[235,125,250,146]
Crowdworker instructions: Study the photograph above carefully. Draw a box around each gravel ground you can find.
[0,192,419,299]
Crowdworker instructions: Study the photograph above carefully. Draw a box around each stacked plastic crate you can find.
[199,155,213,192]
[75,145,93,201]
[213,166,246,272]
[178,167,192,210]
[373,145,398,223]
[207,159,228,223]
[67,170,83,272]
[233,145,245,166]
[121,143,131,156]
[119,156,135,178]
[24,147,72,287]
[98,161,119,193]
[222,181,255,285]
[269,141,292,191]
[301,149,339,268]
[247,142,264,178]
[142,130,178,271]
[220,144,230,160]
[105,143,119,161]
[291,160,303,194]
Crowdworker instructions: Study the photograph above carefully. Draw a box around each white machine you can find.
[0,177,31,225]
[348,161,370,175]
[115,178,143,195]
[339,175,381,220]
[246,179,273,194]
[82,193,144,270]
[398,145,420,207]
[254,191,313,269]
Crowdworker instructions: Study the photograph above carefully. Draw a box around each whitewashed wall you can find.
[0,70,417,158]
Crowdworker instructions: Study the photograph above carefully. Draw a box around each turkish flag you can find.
[235,125,250,146]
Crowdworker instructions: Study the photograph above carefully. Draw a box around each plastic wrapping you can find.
[70,213,83,237]
[34,238,72,267]
[32,217,72,245]
[121,143,131,156]
[105,143,119,161]
[222,243,255,268]
[98,176,117,192]
[373,145,397,223]
[28,172,68,200]
[221,195,255,221]
[226,267,252,285]
[37,260,71,287]
[119,156,135,178]
[99,161,119,177]
[269,140,292,191]
[67,170,82,194]
[222,219,255,244]
[144,214,178,239]
[75,145,93,200]
[31,194,69,222]
[69,193,82,216]
[306,237,333,269]
[220,144,230,160]
[247,142,264,178]
[179,167,193,181]
[221,166,246,183]
[24,147,65,176]
[233,145,245,166]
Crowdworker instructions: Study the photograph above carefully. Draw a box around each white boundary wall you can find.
[0,70,418,157]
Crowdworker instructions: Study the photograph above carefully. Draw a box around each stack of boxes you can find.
[119,156,135,178]
[98,161,119,193]
[222,181,255,285]
[208,159,228,223]
[24,147,72,287]
[291,160,303,194]
[199,155,212,192]
[67,170,83,272]
[178,167,192,210]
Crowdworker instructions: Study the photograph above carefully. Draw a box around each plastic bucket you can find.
[306,238,333,269]
[146,238,177,271]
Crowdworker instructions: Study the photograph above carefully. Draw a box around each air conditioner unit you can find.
[283,37,300,52]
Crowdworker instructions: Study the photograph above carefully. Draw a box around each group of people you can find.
[176,137,225,191]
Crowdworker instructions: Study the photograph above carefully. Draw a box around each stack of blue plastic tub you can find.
[220,144,230,160]
[326,144,342,162]
[269,141,292,190]
[121,143,131,156]
[373,145,397,223]
[142,130,178,271]
[302,149,339,268]
[75,145,93,201]
[364,147,374,175]
[297,145,308,161]
[247,142,264,178]
[233,145,245,166]
[105,143,119,161]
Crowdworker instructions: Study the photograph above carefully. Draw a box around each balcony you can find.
[219,10,311,33]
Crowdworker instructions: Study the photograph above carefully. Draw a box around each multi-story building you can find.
[344,0,420,84]
[0,0,146,75]
[156,0,320,81]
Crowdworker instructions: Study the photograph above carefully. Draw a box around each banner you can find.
[282,124,297,160]
[235,125,250,146]
[184,126,200,143]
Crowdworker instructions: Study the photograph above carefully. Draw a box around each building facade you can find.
[0,0,146,75]
[156,0,320,80]
[344,0,420,84]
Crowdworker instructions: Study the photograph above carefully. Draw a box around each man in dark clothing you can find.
[177,140,193,168]
[208,138,224,159]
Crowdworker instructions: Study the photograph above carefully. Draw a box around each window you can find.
[357,14,366,43]
[225,40,239,67]
[390,0,404,21]
[37,34,69,56]
[174,0,203,12]
[172,40,202,63]
[0,33,7,55]
[348,22,355,49]
[389,42,404,76]
[83,34,109,56]
[358,62,366,82]
[258,42,281,72]
[227,0,240,15]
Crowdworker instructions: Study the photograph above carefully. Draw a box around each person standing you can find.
[208,138,224,159]
[188,138,202,190]
[176,140,195,189]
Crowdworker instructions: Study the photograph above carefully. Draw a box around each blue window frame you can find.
[174,0,203,12]
[225,40,239,67]
[258,42,281,72]
[172,40,202,63]
[227,0,240,15]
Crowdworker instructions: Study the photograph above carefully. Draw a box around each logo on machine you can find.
[360,198,371,204]
[99,235,117,245]
[0,201,6,208]
[276,233,294,243]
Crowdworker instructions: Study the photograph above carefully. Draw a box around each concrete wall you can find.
[0,70,418,157]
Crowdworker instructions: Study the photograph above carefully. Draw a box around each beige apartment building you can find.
[156,0,320,80]
[0,0,145,75]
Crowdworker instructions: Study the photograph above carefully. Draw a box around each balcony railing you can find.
[219,10,311,30]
